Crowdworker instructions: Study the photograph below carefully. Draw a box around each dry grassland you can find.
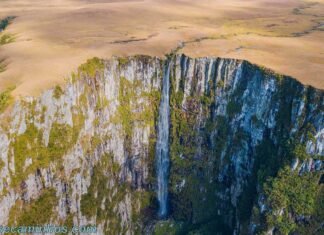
[0,0,323,96]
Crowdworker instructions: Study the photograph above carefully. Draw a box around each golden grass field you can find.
[0,0,323,97]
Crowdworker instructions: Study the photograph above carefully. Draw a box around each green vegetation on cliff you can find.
[118,57,129,67]
[111,75,160,155]
[80,153,153,234]
[1,56,322,235]
[80,153,126,234]
[78,57,104,78]
[168,57,231,233]
[8,188,57,225]
[115,76,137,137]
[153,220,182,235]
[166,58,323,235]
[81,154,115,219]
[296,186,324,234]
[0,86,14,113]
[264,168,320,234]
[10,113,84,187]
[53,85,63,99]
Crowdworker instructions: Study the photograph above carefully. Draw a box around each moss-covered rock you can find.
[8,188,57,225]
[10,113,84,187]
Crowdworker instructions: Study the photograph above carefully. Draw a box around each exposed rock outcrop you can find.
[0,55,322,235]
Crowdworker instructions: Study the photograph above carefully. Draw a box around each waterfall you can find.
[156,60,171,218]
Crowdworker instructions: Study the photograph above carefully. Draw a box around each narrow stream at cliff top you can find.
[156,59,171,218]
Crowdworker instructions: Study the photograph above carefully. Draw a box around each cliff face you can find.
[0,56,163,234]
[168,56,323,234]
[0,55,322,235]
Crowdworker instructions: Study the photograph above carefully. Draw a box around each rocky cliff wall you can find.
[168,55,323,234]
[0,55,322,235]
[0,56,163,234]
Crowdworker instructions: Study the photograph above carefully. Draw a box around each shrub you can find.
[118,57,129,66]
[53,85,63,99]
[0,34,15,45]
[292,144,308,160]
[0,86,15,113]
[78,57,104,78]
[0,16,15,31]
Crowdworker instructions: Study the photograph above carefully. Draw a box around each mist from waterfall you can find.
[156,60,171,218]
